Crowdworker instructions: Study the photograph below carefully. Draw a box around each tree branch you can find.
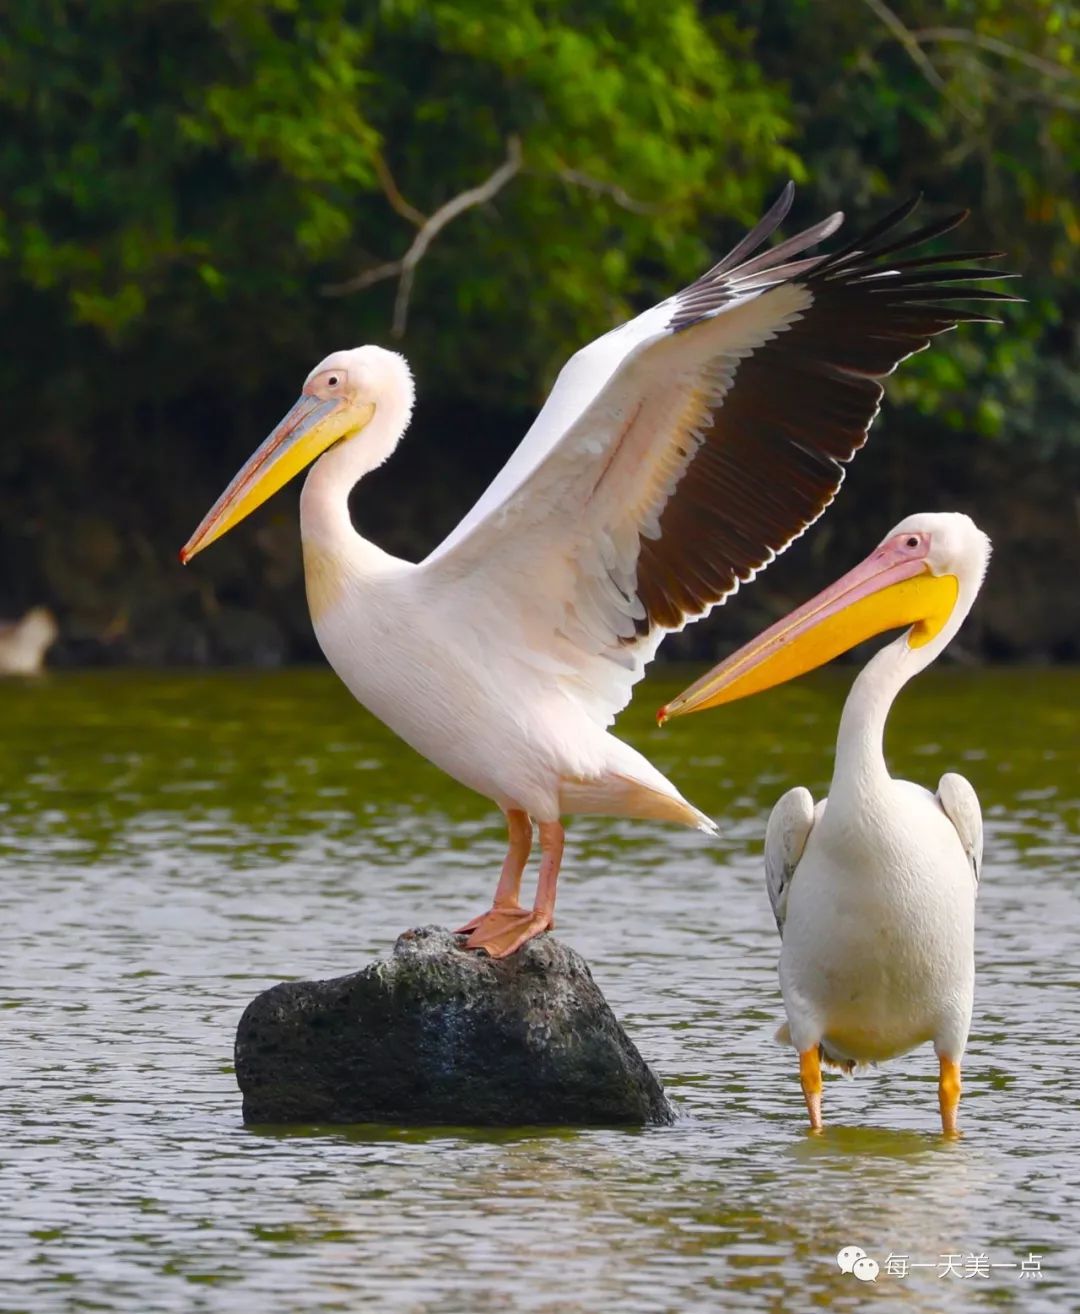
[860,0,978,124]
[372,152,427,228]
[552,164,659,214]
[325,258,406,294]
[910,27,1080,85]
[323,137,523,337]
[862,0,947,89]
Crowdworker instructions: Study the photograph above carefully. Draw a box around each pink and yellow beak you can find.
[180,393,372,563]
[658,533,958,722]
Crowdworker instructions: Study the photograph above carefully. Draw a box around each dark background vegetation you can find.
[2,0,1077,666]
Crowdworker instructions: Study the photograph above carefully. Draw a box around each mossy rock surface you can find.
[236,926,674,1127]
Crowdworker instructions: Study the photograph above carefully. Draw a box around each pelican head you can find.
[660,512,991,720]
[181,346,413,563]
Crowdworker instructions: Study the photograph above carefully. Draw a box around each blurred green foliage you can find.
[0,0,795,399]
[0,0,1077,662]
[732,0,1080,453]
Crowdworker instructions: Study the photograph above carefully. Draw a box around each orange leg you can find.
[799,1047,823,1131]
[938,1055,962,1136]
[457,819,564,958]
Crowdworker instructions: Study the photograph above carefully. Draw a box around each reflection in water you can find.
[1,668,1077,1312]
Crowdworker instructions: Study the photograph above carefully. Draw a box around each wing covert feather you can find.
[938,771,983,889]
[422,190,1013,726]
[765,786,816,936]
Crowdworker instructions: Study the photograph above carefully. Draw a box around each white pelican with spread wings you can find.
[181,185,1009,956]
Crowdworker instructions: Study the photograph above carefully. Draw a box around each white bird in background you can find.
[181,184,1008,958]
[0,606,58,676]
[661,512,990,1134]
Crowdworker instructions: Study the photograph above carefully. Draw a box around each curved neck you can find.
[830,588,974,808]
[832,638,919,802]
[299,385,412,568]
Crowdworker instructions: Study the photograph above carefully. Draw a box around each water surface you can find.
[2,668,1078,1311]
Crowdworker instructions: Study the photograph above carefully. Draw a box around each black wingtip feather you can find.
[886,250,1007,269]
[639,189,1015,634]
[818,194,922,265]
[705,181,796,280]
[824,208,973,272]
[672,188,1015,338]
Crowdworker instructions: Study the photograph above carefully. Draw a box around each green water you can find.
[2,667,1078,1312]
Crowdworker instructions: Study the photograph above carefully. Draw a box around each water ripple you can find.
[1,668,1078,1313]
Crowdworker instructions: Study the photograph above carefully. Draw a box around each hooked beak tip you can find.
[656,705,669,727]
[179,545,192,566]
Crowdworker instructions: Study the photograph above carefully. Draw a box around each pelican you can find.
[661,512,990,1134]
[0,607,58,675]
[181,185,1007,958]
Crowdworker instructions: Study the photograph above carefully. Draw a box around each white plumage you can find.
[668,510,991,1133]
[0,607,57,676]
[182,184,1008,958]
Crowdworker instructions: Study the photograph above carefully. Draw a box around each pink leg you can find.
[458,819,565,958]
[532,821,564,929]
[456,810,532,933]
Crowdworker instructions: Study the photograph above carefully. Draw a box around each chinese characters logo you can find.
[837,1246,1043,1282]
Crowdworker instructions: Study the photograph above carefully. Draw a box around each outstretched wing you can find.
[764,786,817,936]
[422,185,1013,727]
[937,771,983,889]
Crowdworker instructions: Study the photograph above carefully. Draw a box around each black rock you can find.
[235,926,675,1126]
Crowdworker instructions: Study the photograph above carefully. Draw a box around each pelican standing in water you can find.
[182,186,1007,958]
[661,512,990,1134]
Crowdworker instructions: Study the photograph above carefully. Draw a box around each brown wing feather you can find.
[634,202,1015,633]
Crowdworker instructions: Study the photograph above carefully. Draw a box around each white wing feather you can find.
[418,190,1005,731]
[422,279,816,726]
[937,771,983,889]
[764,786,817,936]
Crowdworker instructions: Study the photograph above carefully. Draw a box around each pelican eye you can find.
[905,535,919,548]
[327,375,340,387]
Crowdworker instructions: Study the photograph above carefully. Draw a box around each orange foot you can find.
[455,905,553,958]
